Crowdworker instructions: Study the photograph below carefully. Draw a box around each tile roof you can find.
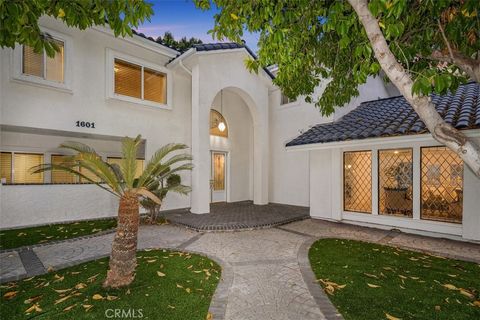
[193,42,275,79]
[286,82,480,147]
[131,29,180,53]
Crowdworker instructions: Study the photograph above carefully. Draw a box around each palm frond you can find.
[121,135,142,188]
[137,143,189,187]
[72,153,121,193]
[59,141,98,155]
[31,163,120,197]
[133,187,162,204]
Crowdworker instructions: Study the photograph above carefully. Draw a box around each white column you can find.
[190,65,211,213]
[412,146,421,220]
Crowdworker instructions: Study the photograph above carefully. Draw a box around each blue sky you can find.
[135,0,259,52]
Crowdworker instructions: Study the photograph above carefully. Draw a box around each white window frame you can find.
[279,90,300,109]
[11,27,73,92]
[106,48,172,110]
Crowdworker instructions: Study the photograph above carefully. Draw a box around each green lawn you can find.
[0,249,221,319]
[309,239,480,320]
[0,219,117,250]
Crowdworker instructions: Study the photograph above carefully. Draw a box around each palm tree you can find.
[32,135,193,288]
[141,173,192,224]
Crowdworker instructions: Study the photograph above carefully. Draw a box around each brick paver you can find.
[1,215,479,320]
[165,201,309,231]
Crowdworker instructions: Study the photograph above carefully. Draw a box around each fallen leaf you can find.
[63,303,76,312]
[206,312,213,320]
[24,295,42,304]
[54,294,75,305]
[147,259,157,263]
[176,284,183,288]
[157,271,166,277]
[168,305,175,309]
[71,271,81,275]
[459,288,475,299]
[87,274,99,283]
[186,288,191,293]
[126,289,131,295]
[398,275,408,280]
[443,283,458,290]
[75,283,87,290]
[83,304,93,312]
[383,267,394,271]
[435,305,441,311]
[53,274,64,282]
[385,313,401,320]
[107,295,118,301]
[92,294,104,300]
[53,288,72,294]
[3,291,18,300]
[367,283,381,288]
[25,303,42,314]
[447,274,458,278]
[473,301,480,307]
[364,273,379,279]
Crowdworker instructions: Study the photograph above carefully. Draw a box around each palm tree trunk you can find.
[103,193,139,288]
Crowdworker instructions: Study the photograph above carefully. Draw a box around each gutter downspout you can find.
[179,59,192,76]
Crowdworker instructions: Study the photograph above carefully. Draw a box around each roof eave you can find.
[285,128,480,152]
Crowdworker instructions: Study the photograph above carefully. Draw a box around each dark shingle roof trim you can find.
[286,82,480,147]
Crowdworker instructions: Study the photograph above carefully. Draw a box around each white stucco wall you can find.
[0,17,192,227]
[1,184,118,228]
[269,77,391,206]
[306,134,480,241]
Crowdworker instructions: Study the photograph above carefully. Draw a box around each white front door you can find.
[211,151,227,203]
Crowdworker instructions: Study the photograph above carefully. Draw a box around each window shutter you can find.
[144,68,167,104]
[46,40,64,82]
[114,59,142,99]
[23,45,44,77]
[1,152,12,184]
[13,153,44,183]
[51,155,76,183]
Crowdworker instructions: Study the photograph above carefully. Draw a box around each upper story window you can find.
[107,49,171,109]
[12,28,72,92]
[281,93,295,105]
[23,39,64,83]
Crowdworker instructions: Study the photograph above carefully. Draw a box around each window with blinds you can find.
[107,157,144,179]
[114,58,167,104]
[13,153,44,184]
[51,155,77,183]
[1,152,12,184]
[23,39,64,83]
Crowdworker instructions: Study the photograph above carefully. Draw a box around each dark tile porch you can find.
[164,201,309,231]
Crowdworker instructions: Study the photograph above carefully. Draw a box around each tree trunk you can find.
[348,0,480,178]
[103,193,140,288]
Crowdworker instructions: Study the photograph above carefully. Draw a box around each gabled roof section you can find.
[169,42,275,80]
[286,82,480,147]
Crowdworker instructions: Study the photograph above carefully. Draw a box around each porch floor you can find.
[165,201,309,231]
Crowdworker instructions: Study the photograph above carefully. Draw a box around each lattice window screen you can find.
[379,149,413,217]
[343,151,372,213]
[421,146,463,223]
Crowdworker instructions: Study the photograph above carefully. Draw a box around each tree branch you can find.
[348,0,480,178]
[429,50,480,82]
[437,19,455,62]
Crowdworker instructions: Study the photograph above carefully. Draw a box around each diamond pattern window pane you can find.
[421,147,463,223]
[379,149,413,217]
[344,151,372,213]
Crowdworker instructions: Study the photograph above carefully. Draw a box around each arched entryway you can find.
[209,89,254,203]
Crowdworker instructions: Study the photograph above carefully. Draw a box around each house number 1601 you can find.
[76,121,95,128]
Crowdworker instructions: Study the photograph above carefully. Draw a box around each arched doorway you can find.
[209,89,253,204]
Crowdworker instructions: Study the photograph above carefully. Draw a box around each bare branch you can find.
[437,19,455,62]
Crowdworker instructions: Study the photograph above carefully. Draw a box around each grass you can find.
[309,239,480,320]
[0,219,117,250]
[0,249,221,319]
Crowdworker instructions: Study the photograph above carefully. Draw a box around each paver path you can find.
[1,219,479,320]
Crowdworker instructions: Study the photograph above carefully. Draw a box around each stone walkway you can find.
[1,219,479,320]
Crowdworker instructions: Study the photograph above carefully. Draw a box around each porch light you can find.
[218,89,226,132]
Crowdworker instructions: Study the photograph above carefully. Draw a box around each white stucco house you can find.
[0,17,479,242]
